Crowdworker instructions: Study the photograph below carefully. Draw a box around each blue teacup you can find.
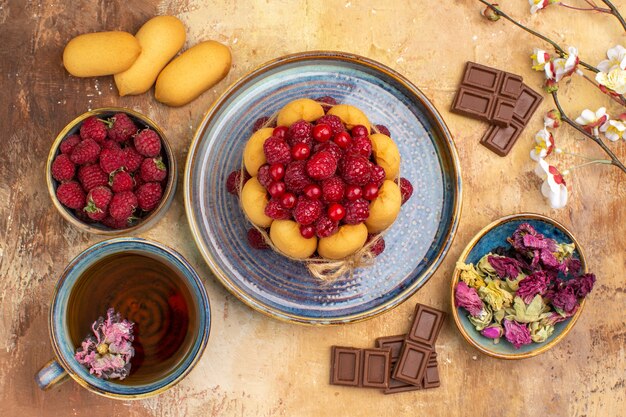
[35,238,211,399]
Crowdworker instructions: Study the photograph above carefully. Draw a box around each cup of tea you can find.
[35,238,211,399]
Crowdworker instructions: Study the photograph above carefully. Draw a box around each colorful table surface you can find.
[1,1,624,416]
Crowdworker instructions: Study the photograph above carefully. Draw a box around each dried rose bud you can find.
[481,325,503,339]
[481,4,501,21]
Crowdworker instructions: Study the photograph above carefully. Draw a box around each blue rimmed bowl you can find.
[184,51,461,325]
[450,213,587,359]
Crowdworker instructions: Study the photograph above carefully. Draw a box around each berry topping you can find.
[140,157,167,182]
[257,164,273,188]
[78,164,108,191]
[70,138,100,165]
[109,191,138,221]
[51,154,75,182]
[340,154,371,186]
[269,163,285,181]
[284,161,311,193]
[300,224,316,239]
[368,234,386,257]
[226,170,249,195]
[400,177,414,204]
[291,143,311,160]
[315,96,337,111]
[80,116,107,143]
[333,131,352,149]
[287,120,313,147]
[109,170,134,193]
[293,197,323,225]
[102,140,122,150]
[363,183,379,201]
[345,184,363,201]
[280,192,297,209]
[107,113,137,142]
[84,186,112,221]
[321,176,345,203]
[268,181,286,198]
[56,181,86,210]
[60,134,81,155]
[312,124,332,143]
[136,182,163,211]
[247,228,269,249]
[370,165,386,187]
[304,184,322,200]
[265,199,292,220]
[134,129,162,157]
[327,203,346,222]
[316,115,346,135]
[263,136,291,165]
[350,136,372,158]
[344,198,370,224]
[253,117,270,132]
[272,126,288,139]
[122,146,143,173]
[99,148,126,174]
[313,141,343,162]
[374,124,390,136]
[315,215,339,238]
[306,151,337,180]
[351,125,369,138]
[101,215,128,229]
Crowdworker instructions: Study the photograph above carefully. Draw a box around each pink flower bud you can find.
[481,325,503,339]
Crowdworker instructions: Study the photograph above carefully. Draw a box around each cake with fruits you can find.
[226,97,413,277]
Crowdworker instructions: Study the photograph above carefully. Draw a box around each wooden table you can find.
[1,1,624,416]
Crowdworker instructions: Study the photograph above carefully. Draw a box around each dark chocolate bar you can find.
[330,346,391,388]
[377,334,421,394]
[392,340,431,386]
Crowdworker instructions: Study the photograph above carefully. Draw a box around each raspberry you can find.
[315,96,337,112]
[368,235,386,256]
[102,140,121,150]
[400,177,414,204]
[80,116,107,143]
[102,215,129,229]
[136,182,163,211]
[293,197,323,225]
[375,124,390,136]
[344,198,370,224]
[60,134,81,155]
[287,120,313,147]
[247,228,269,249]
[316,115,346,135]
[84,186,112,221]
[263,136,291,165]
[313,141,343,162]
[315,215,339,238]
[140,157,167,182]
[134,129,162,157]
[51,154,75,182]
[99,148,126,174]
[340,154,371,186]
[253,117,270,132]
[321,176,345,203]
[350,136,372,158]
[78,164,108,191]
[257,165,272,189]
[284,161,311,193]
[109,191,137,221]
[264,199,292,220]
[56,181,86,210]
[306,151,337,180]
[110,170,134,193]
[122,146,143,172]
[226,170,250,195]
[370,164,386,187]
[107,113,136,142]
[70,138,100,165]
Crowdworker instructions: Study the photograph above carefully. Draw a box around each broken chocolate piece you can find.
[392,340,431,386]
[330,346,391,388]
[407,304,446,347]
[362,348,391,388]
[512,84,544,125]
[330,346,361,386]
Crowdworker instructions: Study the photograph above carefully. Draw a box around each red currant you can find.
[269,163,285,181]
[363,183,379,200]
[304,184,322,200]
[327,203,346,221]
[268,181,286,198]
[300,224,315,239]
[345,184,363,201]
[272,126,288,139]
[313,124,332,142]
[333,131,352,149]
[280,192,296,208]
[291,143,311,160]
[351,124,369,138]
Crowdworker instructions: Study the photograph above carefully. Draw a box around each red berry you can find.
[102,140,121,150]
[300,224,315,239]
[304,184,322,200]
[316,115,346,135]
[280,192,297,208]
[344,198,370,224]
[102,215,129,229]
[226,170,249,195]
[272,126,288,139]
[340,154,371,186]
[350,136,372,158]
[51,154,75,182]
[247,228,269,249]
[99,148,126,174]
[122,146,143,172]
[265,199,291,219]
[351,125,368,137]
[268,181,286,198]
[315,96,337,112]
[375,124,390,136]
[321,176,345,203]
[78,164,108,191]
[136,182,163,211]
[315,215,339,238]
[140,157,167,182]
[287,120,313,147]
[306,151,337,180]
[253,117,270,132]
[313,141,343,162]
[84,186,112,221]
[134,129,162,157]
[80,116,107,143]
[263,136,291,165]
[70,138,100,165]
[109,191,137,221]
[400,177,414,204]
[257,164,272,189]
[312,124,332,142]
[284,161,311,193]
[327,203,346,221]
[56,181,86,210]
[110,170,134,193]
[60,134,81,155]
[363,183,379,200]
[269,163,285,181]
[345,184,363,201]
[74,207,95,223]
[107,113,136,142]
[370,165,386,187]
[333,131,352,149]
[368,234,386,256]
[291,143,311,160]
[293,198,323,225]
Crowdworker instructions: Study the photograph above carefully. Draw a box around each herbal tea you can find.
[67,252,196,384]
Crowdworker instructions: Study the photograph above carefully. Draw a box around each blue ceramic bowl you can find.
[38,238,211,398]
[185,51,461,325]
[450,213,587,359]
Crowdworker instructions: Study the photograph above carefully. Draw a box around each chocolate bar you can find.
[407,304,446,347]
[330,346,391,388]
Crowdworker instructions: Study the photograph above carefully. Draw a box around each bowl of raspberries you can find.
[46,108,176,234]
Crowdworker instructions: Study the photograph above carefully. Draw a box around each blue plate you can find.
[450,213,587,359]
[184,51,461,325]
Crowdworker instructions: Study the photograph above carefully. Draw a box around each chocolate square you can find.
[407,304,446,347]
[330,346,361,386]
[480,119,524,157]
[499,73,523,99]
[392,341,431,386]
[512,84,544,124]
[462,62,502,93]
[362,348,391,388]
[490,97,517,127]
[451,87,495,122]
